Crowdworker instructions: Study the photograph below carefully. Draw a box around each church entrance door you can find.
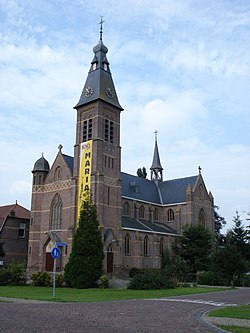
[45,252,54,272]
[107,245,113,273]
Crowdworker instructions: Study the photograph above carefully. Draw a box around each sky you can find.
[0,0,249,231]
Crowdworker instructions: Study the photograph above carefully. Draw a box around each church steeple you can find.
[74,20,123,110]
[150,130,163,182]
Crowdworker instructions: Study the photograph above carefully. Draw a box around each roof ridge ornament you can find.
[99,16,105,41]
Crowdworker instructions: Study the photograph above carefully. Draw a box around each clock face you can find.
[84,86,93,98]
[106,87,114,99]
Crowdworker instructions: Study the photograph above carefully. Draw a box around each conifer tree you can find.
[64,194,104,288]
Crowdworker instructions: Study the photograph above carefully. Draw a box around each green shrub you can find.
[0,262,27,286]
[55,273,64,287]
[31,271,52,287]
[98,274,109,288]
[128,271,176,290]
[197,271,229,286]
[0,268,11,286]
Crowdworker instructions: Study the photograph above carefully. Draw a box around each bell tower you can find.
[73,21,123,235]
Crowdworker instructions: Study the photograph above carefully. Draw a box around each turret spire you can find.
[150,130,163,182]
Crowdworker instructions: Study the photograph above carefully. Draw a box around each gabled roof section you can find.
[74,32,123,110]
[0,203,30,232]
[121,172,161,204]
[159,175,198,204]
[122,216,177,235]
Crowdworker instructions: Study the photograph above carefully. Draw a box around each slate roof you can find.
[121,172,161,204]
[121,172,198,205]
[122,216,177,235]
[62,154,74,173]
[0,203,30,232]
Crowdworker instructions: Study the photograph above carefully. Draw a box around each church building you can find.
[28,25,214,275]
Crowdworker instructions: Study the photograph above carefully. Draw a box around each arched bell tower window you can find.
[50,194,63,230]
[139,205,145,219]
[83,118,92,142]
[198,208,206,227]
[167,208,174,221]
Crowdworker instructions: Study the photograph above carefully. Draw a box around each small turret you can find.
[32,153,50,185]
[150,131,163,183]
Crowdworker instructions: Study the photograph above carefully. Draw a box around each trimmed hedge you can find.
[128,270,176,290]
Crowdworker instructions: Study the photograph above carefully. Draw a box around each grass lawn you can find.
[209,305,250,333]
[0,285,228,302]
[209,305,250,320]
[218,325,250,333]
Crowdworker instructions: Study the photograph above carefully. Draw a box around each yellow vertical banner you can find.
[78,140,92,220]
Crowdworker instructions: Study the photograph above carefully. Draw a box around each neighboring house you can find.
[0,202,30,266]
[28,25,214,276]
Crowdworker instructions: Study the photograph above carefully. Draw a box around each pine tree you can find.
[64,194,104,288]
[227,211,250,261]
[173,224,213,273]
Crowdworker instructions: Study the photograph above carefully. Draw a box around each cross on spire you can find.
[99,16,105,41]
[198,165,202,174]
[58,144,63,152]
[154,129,158,142]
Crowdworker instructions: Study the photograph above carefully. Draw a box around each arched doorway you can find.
[107,245,114,274]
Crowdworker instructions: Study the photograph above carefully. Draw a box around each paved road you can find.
[1,288,249,333]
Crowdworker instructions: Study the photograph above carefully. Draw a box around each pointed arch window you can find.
[139,205,145,219]
[54,166,62,181]
[125,233,131,255]
[50,194,63,230]
[144,236,149,256]
[153,208,159,221]
[123,202,130,216]
[159,237,164,256]
[199,184,205,199]
[198,208,206,227]
[167,208,175,221]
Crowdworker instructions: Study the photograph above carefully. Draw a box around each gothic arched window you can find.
[139,205,145,219]
[144,236,149,256]
[199,184,204,199]
[153,208,159,221]
[50,194,62,230]
[160,237,164,256]
[167,208,175,221]
[198,208,206,227]
[54,166,62,181]
[125,233,131,255]
[123,202,130,216]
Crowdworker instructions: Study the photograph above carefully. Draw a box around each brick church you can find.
[28,25,214,275]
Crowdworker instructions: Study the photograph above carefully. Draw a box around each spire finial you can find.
[99,16,105,41]
[198,165,202,174]
[154,129,158,142]
[58,144,63,152]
